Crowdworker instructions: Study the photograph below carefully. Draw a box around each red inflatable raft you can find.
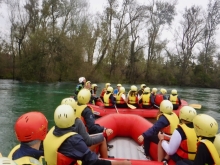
[91,100,188,118]
[95,113,175,165]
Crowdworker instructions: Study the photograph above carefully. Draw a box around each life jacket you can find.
[116,93,126,104]
[100,88,106,98]
[154,94,164,106]
[157,113,179,135]
[142,93,151,105]
[169,95,179,105]
[199,139,220,165]
[75,84,83,94]
[44,126,80,165]
[103,93,113,106]
[8,145,44,165]
[176,124,197,160]
[75,104,94,131]
[128,91,138,104]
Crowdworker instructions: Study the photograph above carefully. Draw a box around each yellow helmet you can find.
[107,86,113,93]
[77,88,91,105]
[160,100,173,114]
[193,114,218,137]
[130,85,137,92]
[105,83,111,88]
[179,106,197,122]
[61,98,76,110]
[54,104,75,128]
[117,84,122,87]
[92,84,97,89]
[160,88,167,94]
[119,87,125,93]
[214,134,220,157]
[85,81,91,86]
[0,157,17,165]
[171,89,177,95]
[152,88,157,93]
[143,87,150,93]
[141,84,146,89]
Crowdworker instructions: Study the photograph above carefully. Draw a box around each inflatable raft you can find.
[91,100,188,118]
[95,113,175,165]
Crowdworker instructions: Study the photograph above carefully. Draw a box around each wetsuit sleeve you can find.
[110,94,116,105]
[193,143,214,165]
[150,94,155,105]
[58,134,98,165]
[142,115,169,138]
[74,118,104,146]
[161,129,182,155]
[82,107,104,134]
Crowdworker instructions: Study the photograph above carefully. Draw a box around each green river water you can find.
[0,79,220,156]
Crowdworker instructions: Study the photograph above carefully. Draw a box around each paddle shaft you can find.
[114,105,119,114]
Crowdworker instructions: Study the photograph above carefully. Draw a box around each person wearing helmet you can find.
[157,106,197,165]
[154,88,168,108]
[0,157,17,165]
[127,85,139,108]
[74,77,86,97]
[113,84,122,97]
[91,84,98,96]
[168,89,182,110]
[138,84,147,97]
[138,87,152,109]
[150,87,158,108]
[76,89,114,150]
[44,104,131,165]
[116,87,128,108]
[104,86,116,108]
[192,114,220,165]
[137,100,179,160]
[8,112,48,165]
[100,83,111,102]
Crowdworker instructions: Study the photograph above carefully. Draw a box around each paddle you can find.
[127,103,137,109]
[114,105,119,114]
[189,104,202,109]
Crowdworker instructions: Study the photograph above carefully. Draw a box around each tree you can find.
[175,6,204,85]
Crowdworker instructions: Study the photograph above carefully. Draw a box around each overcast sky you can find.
[0,0,212,40]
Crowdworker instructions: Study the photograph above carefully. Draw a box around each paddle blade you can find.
[189,104,202,109]
[127,103,137,109]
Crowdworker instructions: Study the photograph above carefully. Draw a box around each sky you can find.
[0,0,212,40]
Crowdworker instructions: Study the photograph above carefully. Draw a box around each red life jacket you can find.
[155,94,164,106]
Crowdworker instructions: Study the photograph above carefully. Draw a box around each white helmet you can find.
[0,157,17,165]
[78,77,85,83]
[54,104,75,128]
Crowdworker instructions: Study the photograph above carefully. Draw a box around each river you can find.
[0,79,219,156]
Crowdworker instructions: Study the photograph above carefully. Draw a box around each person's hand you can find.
[105,128,113,136]
[138,135,144,143]
[158,132,164,141]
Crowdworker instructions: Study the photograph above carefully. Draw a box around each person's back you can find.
[100,83,111,101]
[193,114,220,165]
[116,87,127,108]
[137,100,179,160]
[8,112,48,165]
[44,104,131,165]
[154,88,167,108]
[157,106,197,164]
[127,85,139,108]
[168,89,181,110]
[74,77,86,99]
[139,87,152,109]
[103,87,116,108]
[137,84,146,97]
